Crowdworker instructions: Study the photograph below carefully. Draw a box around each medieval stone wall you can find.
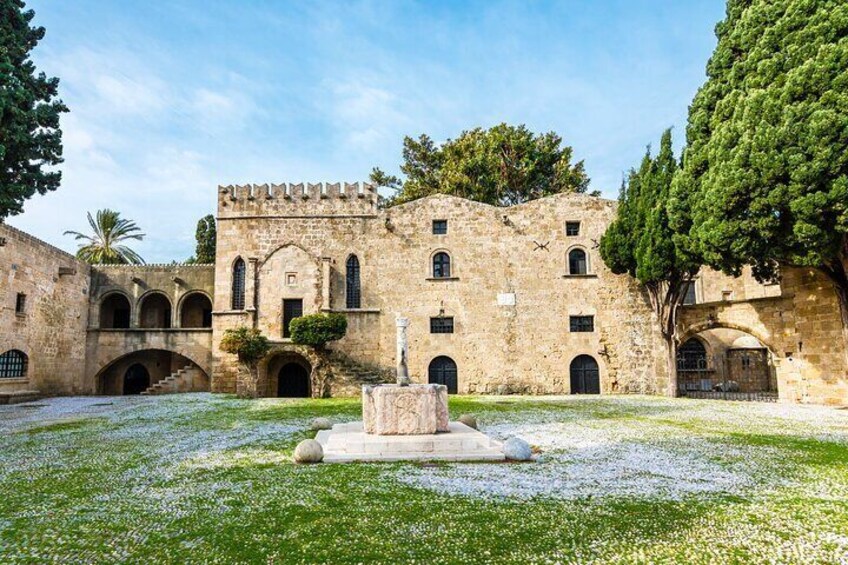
[212,185,667,396]
[0,223,90,395]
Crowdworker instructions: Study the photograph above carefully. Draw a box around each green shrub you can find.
[219,327,271,362]
[290,313,347,348]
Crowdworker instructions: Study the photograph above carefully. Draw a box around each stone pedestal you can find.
[362,384,449,435]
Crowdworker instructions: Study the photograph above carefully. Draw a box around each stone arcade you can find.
[2,181,847,405]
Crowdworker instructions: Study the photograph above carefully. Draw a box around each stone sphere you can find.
[503,437,532,461]
[458,414,478,429]
[293,439,324,464]
[310,417,333,431]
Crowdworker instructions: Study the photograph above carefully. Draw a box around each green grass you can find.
[1,394,846,564]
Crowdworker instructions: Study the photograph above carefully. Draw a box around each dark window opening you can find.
[433,252,451,278]
[15,293,26,315]
[432,220,447,235]
[568,249,587,275]
[232,258,246,310]
[683,281,697,305]
[570,315,594,332]
[100,294,131,329]
[566,221,580,236]
[0,350,28,379]
[430,317,454,334]
[283,299,303,338]
[346,255,361,309]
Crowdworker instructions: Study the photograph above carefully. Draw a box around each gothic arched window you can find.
[232,258,246,310]
[346,255,361,309]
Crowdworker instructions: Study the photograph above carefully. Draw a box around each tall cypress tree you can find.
[673,0,848,352]
[0,0,67,219]
[601,129,701,395]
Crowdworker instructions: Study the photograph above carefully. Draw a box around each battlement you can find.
[217,182,379,218]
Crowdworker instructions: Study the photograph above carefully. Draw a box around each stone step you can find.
[0,390,43,405]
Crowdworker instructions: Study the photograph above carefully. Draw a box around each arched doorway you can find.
[123,363,150,395]
[428,356,458,393]
[278,363,311,397]
[570,355,600,394]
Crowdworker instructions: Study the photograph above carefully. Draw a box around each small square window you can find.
[569,315,594,332]
[15,293,26,315]
[432,220,447,235]
[565,221,580,236]
[430,317,454,334]
[286,273,297,286]
[722,290,733,301]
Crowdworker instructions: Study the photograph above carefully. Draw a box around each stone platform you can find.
[316,421,505,463]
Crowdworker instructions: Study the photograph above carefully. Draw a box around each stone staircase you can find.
[325,351,393,396]
[141,365,205,396]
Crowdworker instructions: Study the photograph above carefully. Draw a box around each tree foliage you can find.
[601,129,701,393]
[0,0,68,219]
[64,209,145,264]
[371,124,594,207]
[290,313,347,349]
[672,0,848,322]
[187,214,216,264]
[219,327,271,364]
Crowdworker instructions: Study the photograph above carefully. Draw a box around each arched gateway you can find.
[570,355,600,394]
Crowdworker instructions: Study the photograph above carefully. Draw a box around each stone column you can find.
[396,316,410,386]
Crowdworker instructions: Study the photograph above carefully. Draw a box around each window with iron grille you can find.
[433,252,451,278]
[432,220,447,235]
[430,317,454,334]
[231,258,246,310]
[677,338,707,371]
[0,350,28,379]
[15,293,26,315]
[565,221,580,236]
[569,315,594,332]
[346,255,361,309]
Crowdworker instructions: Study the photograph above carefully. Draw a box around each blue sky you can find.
[12,0,725,263]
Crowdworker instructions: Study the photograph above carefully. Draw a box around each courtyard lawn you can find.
[1,395,847,564]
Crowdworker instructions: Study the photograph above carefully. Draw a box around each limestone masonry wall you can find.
[0,223,90,395]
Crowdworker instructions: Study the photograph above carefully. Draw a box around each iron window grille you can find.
[232,258,246,310]
[566,221,580,236]
[432,220,447,235]
[346,255,361,308]
[677,339,707,371]
[569,315,594,332]
[0,350,28,379]
[430,317,454,334]
[433,252,451,278]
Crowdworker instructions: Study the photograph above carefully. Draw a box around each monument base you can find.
[362,383,449,435]
[316,421,505,463]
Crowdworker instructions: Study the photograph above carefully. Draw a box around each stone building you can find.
[1,182,846,405]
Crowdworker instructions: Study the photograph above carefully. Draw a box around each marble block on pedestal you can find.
[362,384,449,435]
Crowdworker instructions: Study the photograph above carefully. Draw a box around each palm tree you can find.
[64,209,145,264]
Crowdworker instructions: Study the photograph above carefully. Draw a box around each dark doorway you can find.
[278,362,310,397]
[123,363,150,395]
[570,355,600,394]
[428,356,458,393]
[283,299,303,338]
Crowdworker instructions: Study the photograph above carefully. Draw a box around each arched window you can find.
[0,350,28,379]
[568,248,588,275]
[180,292,213,328]
[139,293,172,329]
[677,338,707,371]
[232,258,246,310]
[433,252,451,278]
[346,255,361,309]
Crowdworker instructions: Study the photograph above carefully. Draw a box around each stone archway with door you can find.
[428,356,458,394]
[123,363,150,395]
[257,345,322,398]
[570,354,600,394]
